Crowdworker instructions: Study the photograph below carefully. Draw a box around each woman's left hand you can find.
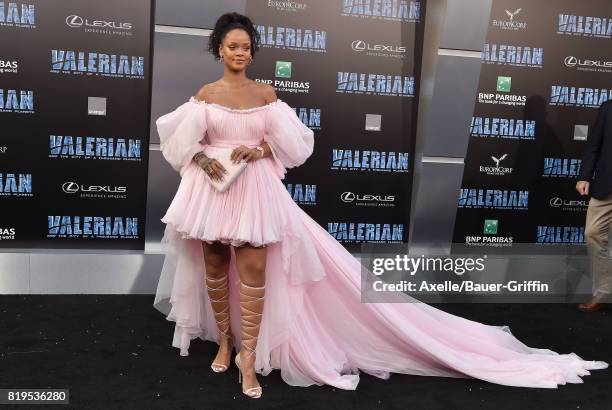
[231,145,260,163]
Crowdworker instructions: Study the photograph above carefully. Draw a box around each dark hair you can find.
[208,12,260,61]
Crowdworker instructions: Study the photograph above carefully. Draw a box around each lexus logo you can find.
[341,192,356,202]
[351,40,406,54]
[564,56,578,67]
[563,56,612,69]
[549,197,588,208]
[62,181,127,194]
[66,15,84,27]
[62,181,79,194]
[351,40,366,51]
[550,197,563,207]
[65,15,132,30]
[340,191,395,203]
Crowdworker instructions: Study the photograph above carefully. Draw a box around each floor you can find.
[1,295,610,409]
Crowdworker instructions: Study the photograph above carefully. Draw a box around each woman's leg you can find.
[202,241,233,371]
[233,243,267,395]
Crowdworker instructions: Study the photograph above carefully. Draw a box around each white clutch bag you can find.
[205,153,247,193]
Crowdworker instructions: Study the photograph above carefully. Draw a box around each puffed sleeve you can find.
[156,97,208,175]
[263,99,314,180]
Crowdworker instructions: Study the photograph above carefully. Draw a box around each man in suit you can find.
[576,100,612,311]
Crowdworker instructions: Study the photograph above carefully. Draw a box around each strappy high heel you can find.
[205,274,234,373]
[179,331,191,357]
[234,281,265,399]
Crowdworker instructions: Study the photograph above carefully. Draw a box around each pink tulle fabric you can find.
[153,97,608,390]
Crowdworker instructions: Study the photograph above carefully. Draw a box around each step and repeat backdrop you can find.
[245,0,426,249]
[452,0,611,253]
[0,0,153,250]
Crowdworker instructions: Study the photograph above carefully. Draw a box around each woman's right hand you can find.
[196,156,227,182]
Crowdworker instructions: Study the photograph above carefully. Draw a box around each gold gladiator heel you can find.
[205,274,233,373]
[234,281,265,399]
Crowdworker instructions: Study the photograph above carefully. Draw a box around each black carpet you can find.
[1,296,610,410]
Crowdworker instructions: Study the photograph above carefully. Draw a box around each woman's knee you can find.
[237,258,266,277]
[235,249,266,286]
[202,242,230,272]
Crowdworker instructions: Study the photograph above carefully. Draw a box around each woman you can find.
[153,12,608,399]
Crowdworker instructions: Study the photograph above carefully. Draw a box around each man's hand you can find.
[576,180,590,196]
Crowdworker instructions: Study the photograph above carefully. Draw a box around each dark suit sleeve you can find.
[578,102,608,181]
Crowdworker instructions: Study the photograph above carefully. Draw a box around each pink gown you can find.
[152,97,608,389]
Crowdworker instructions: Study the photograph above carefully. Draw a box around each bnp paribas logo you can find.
[275,61,292,78]
[484,219,498,235]
[478,76,525,106]
[496,76,512,92]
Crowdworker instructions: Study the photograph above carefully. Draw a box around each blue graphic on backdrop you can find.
[286,183,317,205]
[0,173,32,196]
[470,117,536,139]
[337,72,414,96]
[458,189,529,210]
[0,89,33,113]
[341,0,421,23]
[331,149,409,172]
[0,2,35,28]
[51,50,144,78]
[295,107,321,129]
[558,14,612,39]
[482,44,543,68]
[49,136,142,161]
[257,25,326,52]
[47,216,139,239]
[550,85,612,107]
[537,226,585,244]
[328,222,404,242]
[542,158,581,177]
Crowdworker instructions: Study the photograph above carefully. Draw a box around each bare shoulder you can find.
[257,82,278,104]
[194,82,218,102]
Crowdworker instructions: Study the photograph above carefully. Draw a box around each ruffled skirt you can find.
[154,148,609,390]
[162,145,288,247]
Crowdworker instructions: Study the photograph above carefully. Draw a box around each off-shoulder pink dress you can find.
[153,97,608,390]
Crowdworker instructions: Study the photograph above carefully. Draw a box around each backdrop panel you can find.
[452,0,612,253]
[0,0,154,250]
[245,0,426,252]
